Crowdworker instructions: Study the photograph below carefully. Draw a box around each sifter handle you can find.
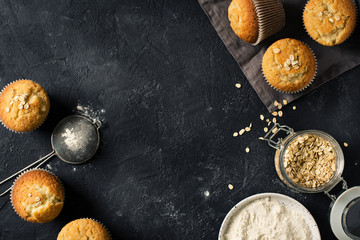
[0,151,56,197]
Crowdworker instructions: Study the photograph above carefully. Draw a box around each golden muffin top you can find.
[0,79,50,132]
[57,219,111,240]
[11,169,64,223]
[228,0,259,43]
[303,0,356,46]
[262,38,316,92]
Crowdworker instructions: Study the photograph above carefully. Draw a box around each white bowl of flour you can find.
[219,193,321,240]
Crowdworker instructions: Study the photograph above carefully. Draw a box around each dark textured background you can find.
[0,0,359,239]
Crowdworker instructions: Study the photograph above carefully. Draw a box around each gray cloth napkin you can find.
[198,0,360,112]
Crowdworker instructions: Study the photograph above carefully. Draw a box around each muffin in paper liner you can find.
[228,0,285,44]
[252,0,286,45]
[302,0,357,46]
[262,38,317,94]
[0,79,50,133]
[10,168,65,223]
[57,218,112,240]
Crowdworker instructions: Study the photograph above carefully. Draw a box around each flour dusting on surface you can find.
[75,102,106,123]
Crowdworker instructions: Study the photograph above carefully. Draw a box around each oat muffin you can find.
[228,0,285,44]
[11,169,64,223]
[57,219,111,240]
[228,0,259,43]
[0,79,50,132]
[262,38,316,93]
[303,0,357,46]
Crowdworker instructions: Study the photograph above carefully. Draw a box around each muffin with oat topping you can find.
[262,38,316,93]
[0,79,50,132]
[303,0,357,46]
[11,169,65,223]
[57,218,111,240]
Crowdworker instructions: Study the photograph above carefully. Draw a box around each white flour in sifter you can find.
[62,128,83,152]
[225,197,311,240]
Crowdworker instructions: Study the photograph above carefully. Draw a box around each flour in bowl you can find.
[224,197,311,240]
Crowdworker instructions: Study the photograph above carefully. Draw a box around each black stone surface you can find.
[0,0,359,239]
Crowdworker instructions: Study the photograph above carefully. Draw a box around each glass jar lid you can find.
[330,187,360,240]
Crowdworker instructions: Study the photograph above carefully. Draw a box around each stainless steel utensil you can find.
[0,115,101,196]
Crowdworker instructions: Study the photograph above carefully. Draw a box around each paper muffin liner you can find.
[252,0,286,45]
[10,168,65,223]
[262,40,318,94]
[60,218,112,239]
[0,79,50,133]
[302,0,358,46]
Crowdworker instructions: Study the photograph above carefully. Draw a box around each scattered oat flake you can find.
[264,127,268,133]
[277,103,282,110]
[260,114,264,121]
[235,83,242,88]
[259,137,264,140]
[274,101,279,106]
[249,123,252,128]
[278,111,283,117]
[272,118,277,123]
[272,127,278,133]
[239,129,245,135]
[266,119,270,122]
[268,121,271,126]
[293,106,296,110]
[344,142,349,147]
[233,132,239,137]
[228,184,234,190]
[245,147,250,153]
[283,99,288,105]
[272,111,278,116]
[245,127,251,132]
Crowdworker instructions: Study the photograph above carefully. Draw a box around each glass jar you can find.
[263,123,360,240]
[270,128,344,193]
